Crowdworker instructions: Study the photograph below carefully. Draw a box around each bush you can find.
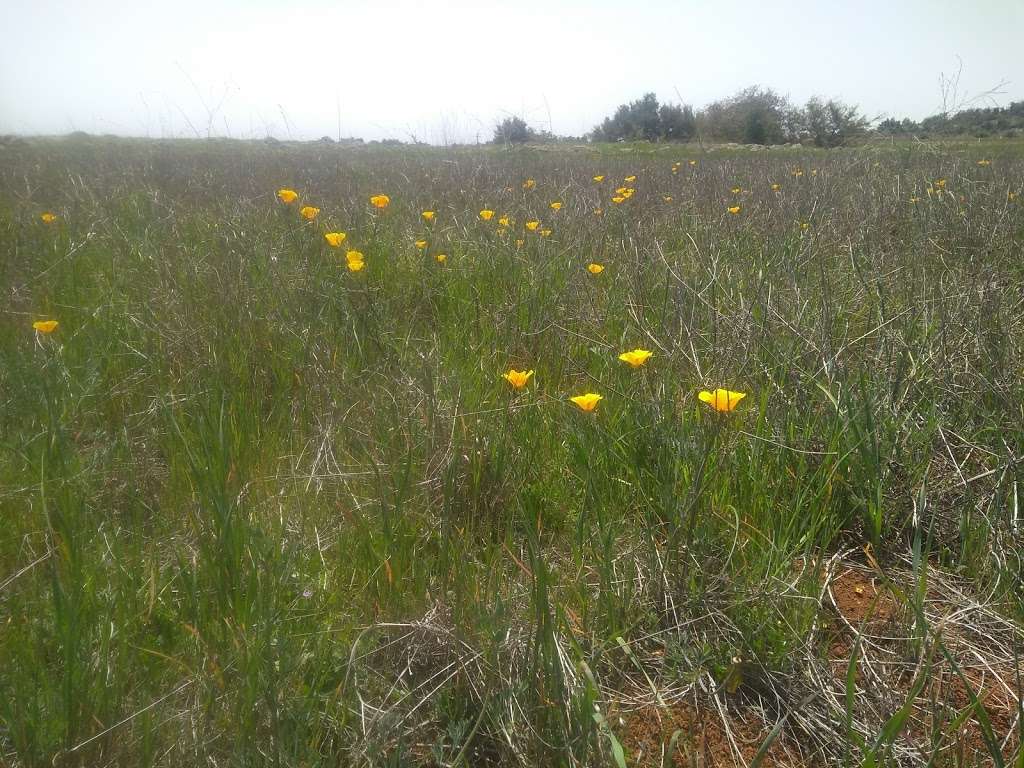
[492,117,535,145]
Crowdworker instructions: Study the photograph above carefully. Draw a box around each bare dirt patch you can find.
[612,701,813,767]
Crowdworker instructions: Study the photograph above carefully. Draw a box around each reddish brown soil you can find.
[829,567,897,627]
[612,701,812,767]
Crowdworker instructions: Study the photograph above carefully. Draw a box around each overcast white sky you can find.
[1,0,1020,143]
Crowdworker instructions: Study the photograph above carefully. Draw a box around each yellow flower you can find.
[625,175,637,183]
[909,196,920,203]
[587,263,604,274]
[663,196,673,203]
[300,205,320,221]
[415,240,428,250]
[792,169,803,177]
[277,188,298,204]
[370,194,390,209]
[435,253,447,263]
[479,209,495,221]
[611,196,626,204]
[503,369,534,389]
[615,186,627,195]
[618,349,653,368]
[621,189,634,199]
[934,178,946,189]
[689,160,697,166]
[540,229,552,237]
[698,389,746,413]
[525,220,540,231]
[1009,191,1017,201]
[33,319,59,334]
[40,212,58,223]
[422,210,436,221]
[570,393,603,412]
[498,215,511,227]
[771,184,781,191]
[728,206,741,215]
[799,221,810,230]
[811,169,818,176]
[324,232,347,247]
[549,201,562,211]
[977,159,991,166]
[593,175,605,183]
[346,250,365,271]
[731,187,742,194]
[522,178,536,189]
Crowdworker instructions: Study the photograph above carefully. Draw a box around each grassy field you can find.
[1,135,1022,767]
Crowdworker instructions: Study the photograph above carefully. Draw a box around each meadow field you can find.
[1,135,1022,767]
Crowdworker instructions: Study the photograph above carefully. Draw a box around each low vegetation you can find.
[1,135,1022,767]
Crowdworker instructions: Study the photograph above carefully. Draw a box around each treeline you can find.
[591,87,868,147]
[493,85,1023,147]
[878,101,1024,138]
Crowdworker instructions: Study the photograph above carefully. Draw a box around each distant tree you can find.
[592,94,695,142]
[659,104,696,141]
[799,97,870,147]
[593,93,660,141]
[698,85,794,144]
[492,116,535,145]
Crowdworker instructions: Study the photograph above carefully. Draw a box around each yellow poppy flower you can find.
[689,160,697,166]
[621,189,634,199]
[771,183,781,191]
[422,210,436,221]
[624,175,636,183]
[587,263,604,274]
[415,240,428,250]
[277,188,298,204]
[570,393,603,412]
[934,178,946,189]
[611,196,626,204]
[503,369,534,389]
[698,389,746,412]
[33,319,59,334]
[525,220,540,231]
[522,178,536,189]
[909,196,920,203]
[435,253,447,263]
[549,201,562,211]
[593,175,605,183]
[498,215,511,227]
[370,194,390,209]
[618,349,653,368]
[300,205,320,221]
[539,229,552,237]
[479,209,495,221]
[977,159,991,166]
[615,187,628,195]
[40,212,58,223]
[792,169,803,177]
[799,222,809,230]
[324,232,347,247]
[346,250,365,271]
[728,206,741,215]
[731,187,742,194]
[663,196,673,203]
